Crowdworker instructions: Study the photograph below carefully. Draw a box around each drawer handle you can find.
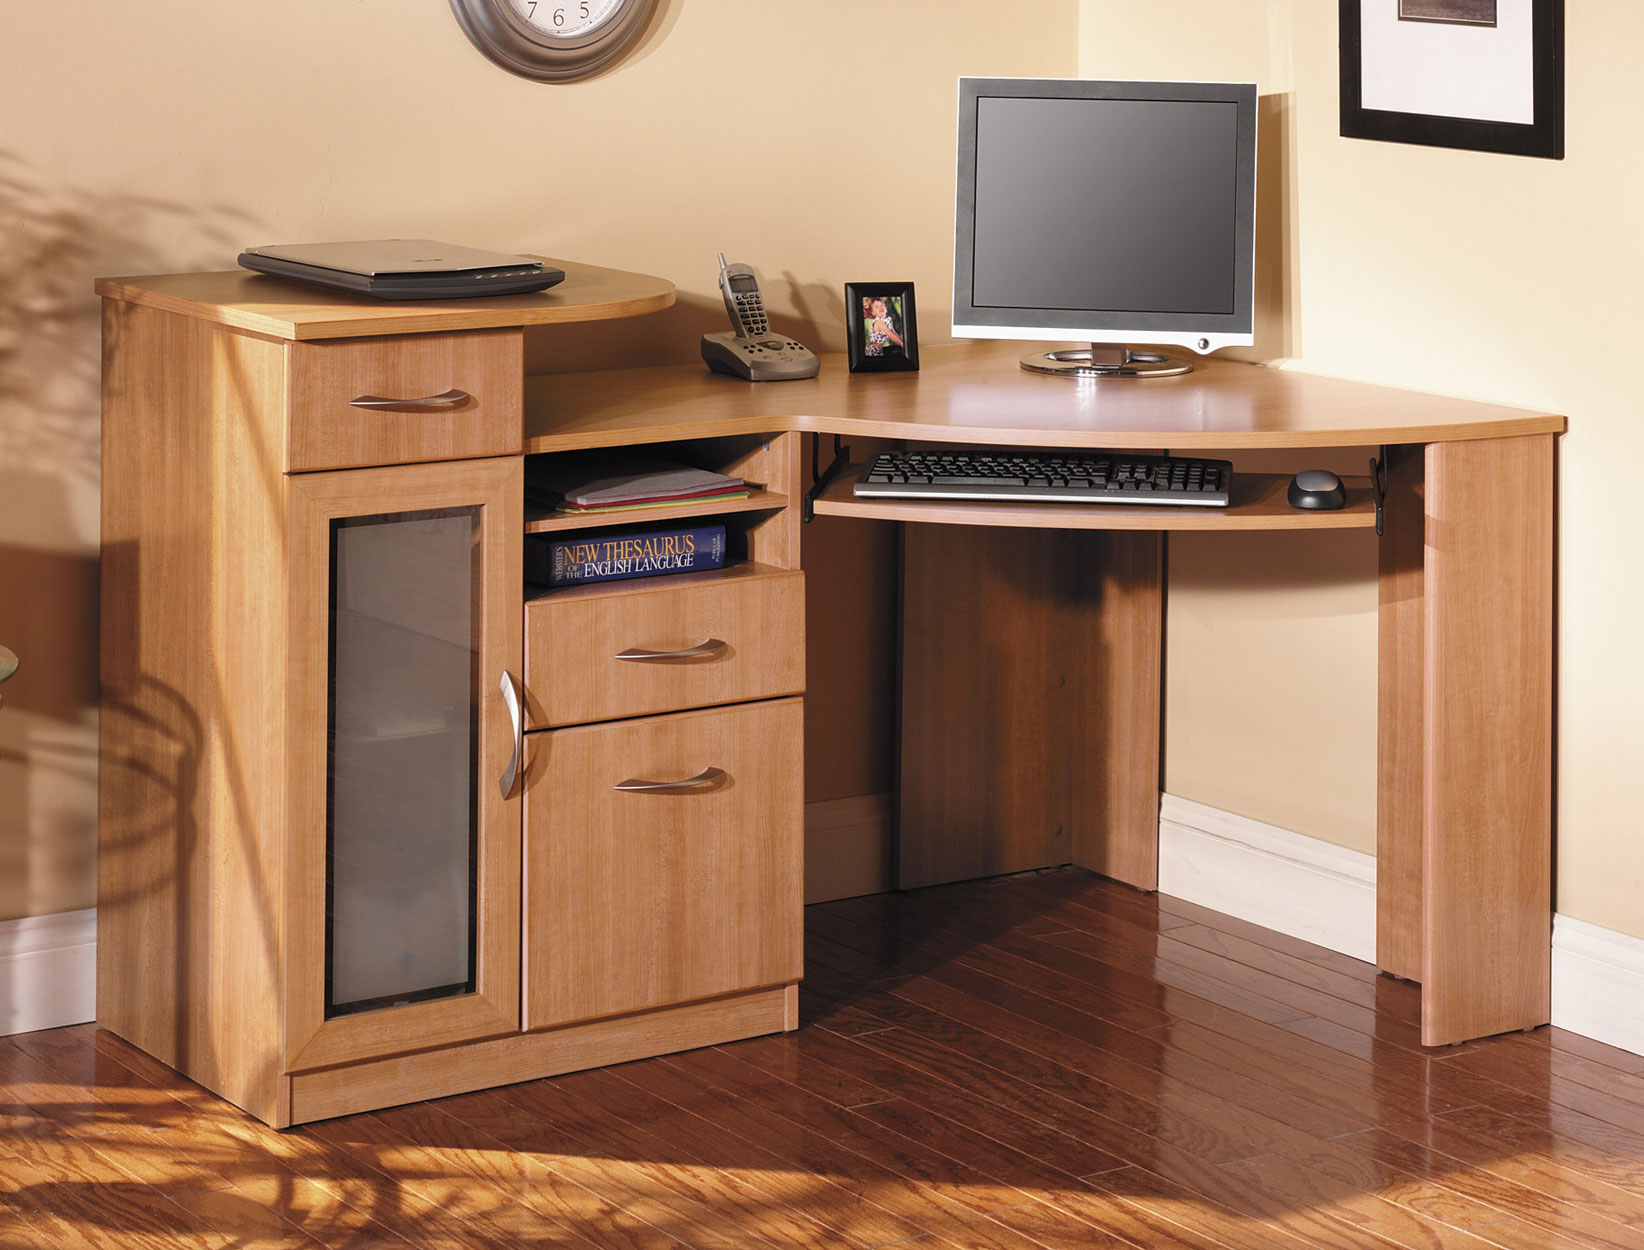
[499,671,524,799]
[348,388,471,411]
[614,766,727,793]
[615,638,728,662]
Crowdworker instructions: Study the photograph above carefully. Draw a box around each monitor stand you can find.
[1020,344,1192,379]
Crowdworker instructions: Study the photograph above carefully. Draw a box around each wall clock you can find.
[450,0,657,82]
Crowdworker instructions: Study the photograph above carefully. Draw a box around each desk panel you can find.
[1377,445,1427,983]
[899,527,1162,892]
[1419,434,1555,1045]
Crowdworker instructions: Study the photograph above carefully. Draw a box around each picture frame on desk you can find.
[1339,0,1563,159]
[845,282,919,373]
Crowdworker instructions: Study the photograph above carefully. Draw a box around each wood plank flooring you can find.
[6,868,1644,1249]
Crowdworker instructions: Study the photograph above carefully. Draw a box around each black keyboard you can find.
[853,449,1232,508]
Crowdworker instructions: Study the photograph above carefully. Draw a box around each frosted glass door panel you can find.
[327,507,480,1017]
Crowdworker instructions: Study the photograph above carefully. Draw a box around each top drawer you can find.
[286,329,521,472]
[524,566,804,729]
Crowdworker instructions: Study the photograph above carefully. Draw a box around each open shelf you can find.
[524,488,789,535]
[810,465,1377,531]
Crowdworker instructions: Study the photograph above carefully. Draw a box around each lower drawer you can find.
[523,698,804,1031]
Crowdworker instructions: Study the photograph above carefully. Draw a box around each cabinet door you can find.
[525,698,804,1030]
[284,456,522,1072]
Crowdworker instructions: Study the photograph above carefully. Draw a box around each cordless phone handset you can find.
[700,252,819,380]
[717,253,769,340]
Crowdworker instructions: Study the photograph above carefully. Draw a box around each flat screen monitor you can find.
[953,77,1257,377]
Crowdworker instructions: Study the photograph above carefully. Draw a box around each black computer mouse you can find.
[1288,468,1346,510]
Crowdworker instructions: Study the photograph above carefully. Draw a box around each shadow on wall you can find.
[0,538,100,917]
[0,150,260,919]
[0,149,262,480]
[523,273,853,375]
[1248,92,1299,366]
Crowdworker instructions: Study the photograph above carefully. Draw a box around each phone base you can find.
[701,331,820,382]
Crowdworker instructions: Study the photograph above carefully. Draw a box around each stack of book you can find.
[526,451,747,515]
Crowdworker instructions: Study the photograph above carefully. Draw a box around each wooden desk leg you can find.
[898,526,1161,892]
[1382,435,1555,1046]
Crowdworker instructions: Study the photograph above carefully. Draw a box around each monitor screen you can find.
[953,78,1257,358]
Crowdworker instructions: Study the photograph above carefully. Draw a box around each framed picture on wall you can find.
[1339,0,1563,159]
[845,282,920,373]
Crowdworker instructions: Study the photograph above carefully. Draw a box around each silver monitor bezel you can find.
[952,77,1258,355]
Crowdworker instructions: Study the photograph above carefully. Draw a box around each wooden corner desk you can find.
[533,341,1563,1050]
[97,264,1560,1128]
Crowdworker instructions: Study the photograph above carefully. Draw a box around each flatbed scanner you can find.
[238,238,565,300]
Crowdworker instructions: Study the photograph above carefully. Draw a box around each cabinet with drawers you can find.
[95,262,804,1128]
[518,429,806,1036]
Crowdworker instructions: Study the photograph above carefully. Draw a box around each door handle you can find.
[614,638,728,662]
[613,767,727,793]
[499,671,523,799]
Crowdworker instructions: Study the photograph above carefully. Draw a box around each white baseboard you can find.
[1551,914,1644,1058]
[0,907,96,1037]
[9,808,1644,1058]
[1158,793,1378,963]
[1159,793,1644,1058]
[805,792,893,904]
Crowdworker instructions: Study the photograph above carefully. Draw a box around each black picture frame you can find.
[1340,0,1563,159]
[845,282,919,373]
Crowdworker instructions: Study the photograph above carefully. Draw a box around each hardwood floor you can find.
[6,868,1644,1249]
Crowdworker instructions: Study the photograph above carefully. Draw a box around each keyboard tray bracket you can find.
[804,432,851,523]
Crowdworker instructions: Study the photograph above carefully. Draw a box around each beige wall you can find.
[18,1,1627,938]
[1084,1,1644,940]
[0,1,1077,922]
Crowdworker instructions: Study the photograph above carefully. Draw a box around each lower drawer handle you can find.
[348,388,471,410]
[614,767,727,793]
[615,638,728,662]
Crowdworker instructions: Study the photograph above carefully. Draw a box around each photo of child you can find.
[845,282,919,373]
[862,295,905,358]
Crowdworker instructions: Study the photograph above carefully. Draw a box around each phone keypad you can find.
[734,292,768,334]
